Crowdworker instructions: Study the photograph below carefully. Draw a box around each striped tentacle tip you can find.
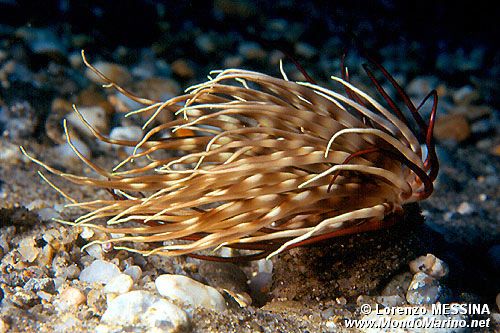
[25,53,438,262]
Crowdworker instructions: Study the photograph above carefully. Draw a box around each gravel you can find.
[99,290,189,332]
[155,274,227,312]
[79,260,121,284]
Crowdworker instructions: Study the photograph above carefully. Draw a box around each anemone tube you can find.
[22,51,438,261]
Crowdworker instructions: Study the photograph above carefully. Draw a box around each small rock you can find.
[103,273,133,294]
[25,199,47,210]
[456,201,475,215]
[84,243,103,260]
[239,41,266,60]
[433,114,470,143]
[453,85,479,105]
[471,119,493,135]
[68,52,83,68]
[57,287,86,311]
[171,59,194,78]
[86,289,106,312]
[85,61,132,86]
[123,265,142,282]
[0,317,9,333]
[37,208,60,221]
[79,260,121,284]
[195,34,216,53]
[52,313,82,332]
[223,55,244,68]
[11,289,38,309]
[51,253,81,281]
[36,290,52,302]
[320,307,334,320]
[294,42,316,59]
[134,77,181,102]
[76,89,114,116]
[66,105,109,137]
[109,126,143,143]
[108,93,143,113]
[54,138,91,167]
[0,101,38,139]
[131,55,158,79]
[257,258,273,274]
[406,76,438,97]
[18,237,40,262]
[80,227,94,240]
[155,274,226,312]
[409,254,449,279]
[451,105,492,121]
[24,277,55,294]
[268,50,285,66]
[17,27,66,57]
[406,272,441,305]
[31,38,66,58]
[100,290,189,331]
[335,296,347,305]
[0,140,28,165]
[36,244,55,267]
[46,99,73,144]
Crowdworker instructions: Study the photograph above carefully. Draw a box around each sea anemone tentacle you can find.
[21,53,439,261]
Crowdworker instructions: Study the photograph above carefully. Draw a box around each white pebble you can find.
[195,34,216,53]
[294,42,316,59]
[25,199,47,210]
[37,208,60,221]
[406,272,441,305]
[155,274,226,312]
[56,287,86,311]
[0,140,28,165]
[100,290,189,331]
[123,265,142,282]
[457,201,475,215]
[406,76,438,98]
[409,254,449,279]
[109,126,143,142]
[54,138,91,166]
[68,52,83,68]
[257,258,273,274]
[0,317,8,333]
[453,85,478,105]
[79,260,121,284]
[18,237,40,262]
[238,42,266,60]
[103,273,133,294]
[107,125,143,154]
[80,227,94,240]
[66,106,108,137]
[84,243,103,260]
[85,61,132,86]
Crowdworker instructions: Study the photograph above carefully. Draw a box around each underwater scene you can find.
[0,1,498,332]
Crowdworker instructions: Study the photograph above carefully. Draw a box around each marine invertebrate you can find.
[22,51,438,261]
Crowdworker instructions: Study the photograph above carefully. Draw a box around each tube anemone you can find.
[22,51,439,261]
